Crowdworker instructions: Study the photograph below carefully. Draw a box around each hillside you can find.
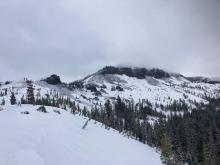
[1,66,220,114]
[0,105,161,165]
[69,66,220,109]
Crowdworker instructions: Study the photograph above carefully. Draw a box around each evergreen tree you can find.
[82,106,87,117]
[21,95,26,104]
[26,84,35,104]
[104,100,113,127]
[10,92,16,105]
[4,88,7,96]
[160,133,175,165]
[115,96,125,119]
[202,143,210,165]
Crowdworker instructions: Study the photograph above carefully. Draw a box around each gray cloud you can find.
[0,0,220,82]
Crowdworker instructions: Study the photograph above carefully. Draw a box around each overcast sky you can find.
[0,0,220,82]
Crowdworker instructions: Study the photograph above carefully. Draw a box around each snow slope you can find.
[1,66,220,111]
[70,73,220,108]
[0,105,161,165]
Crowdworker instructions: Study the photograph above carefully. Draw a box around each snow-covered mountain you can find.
[1,66,220,111]
[67,66,220,109]
[0,105,161,165]
[1,66,220,165]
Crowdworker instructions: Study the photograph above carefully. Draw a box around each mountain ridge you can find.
[69,66,220,85]
[1,66,220,112]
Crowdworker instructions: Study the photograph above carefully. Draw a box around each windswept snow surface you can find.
[0,105,161,165]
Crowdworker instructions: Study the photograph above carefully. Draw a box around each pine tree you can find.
[21,95,26,104]
[4,88,7,96]
[71,101,76,114]
[77,104,81,115]
[82,106,89,117]
[26,84,35,104]
[115,96,125,119]
[202,143,210,165]
[208,121,220,165]
[104,100,113,127]
[10,92,16,105]
[160,133,175,165]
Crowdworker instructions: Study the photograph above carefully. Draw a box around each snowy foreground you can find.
[0,105,161,165]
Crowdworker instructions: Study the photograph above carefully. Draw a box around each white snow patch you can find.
[0,105,162,165]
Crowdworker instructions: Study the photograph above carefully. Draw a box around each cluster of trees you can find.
[20,81,80,113]
[9,81,35,105]
[87,97,220,165]
[0,89,7,105]
[164,99,189,112]
[7,81,79,114]
[160,100,220,165]
[89,97,165,142]
[0,88,7,96]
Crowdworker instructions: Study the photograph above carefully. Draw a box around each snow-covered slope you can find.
[68,67,220,109]
[0,66,220,111]
[0,105,161,165]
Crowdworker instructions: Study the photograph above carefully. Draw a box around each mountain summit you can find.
[66,66,220,109]
[97,66,171,79]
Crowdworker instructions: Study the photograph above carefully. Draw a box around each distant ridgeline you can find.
[67,66,220,91]
[67,66,171,90]
[97,66,220,85]
[185,76,220,84]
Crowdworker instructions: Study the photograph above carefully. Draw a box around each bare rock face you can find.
[97,66,170,79]
[43,74,62,85]
[37,106,48,113]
